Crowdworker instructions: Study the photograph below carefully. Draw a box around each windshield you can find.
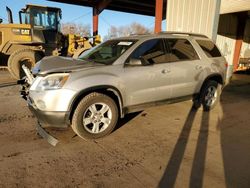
[79,40,136,64]
[31,9,57,30]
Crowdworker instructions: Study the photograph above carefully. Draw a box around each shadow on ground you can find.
[0,82,17,88]
[115,111,142,131]
[158,74,250,188]
[158,106,210,188]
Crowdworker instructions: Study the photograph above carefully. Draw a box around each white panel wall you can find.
[216,35,236,65]
[166,0,221,41]
[241,19,250,58]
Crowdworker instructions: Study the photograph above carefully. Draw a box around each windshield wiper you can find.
[80,58,106,65]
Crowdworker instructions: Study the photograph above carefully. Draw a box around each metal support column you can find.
[93,7,99,36]
[232,12,247,71]
[92,0,111,37]
[154,0,163,33]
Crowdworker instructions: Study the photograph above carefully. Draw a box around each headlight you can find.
[30,73,69,91]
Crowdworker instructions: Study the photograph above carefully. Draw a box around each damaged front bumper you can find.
[28,98,70,128]
[18,65,71,146]
[36,122,59,146]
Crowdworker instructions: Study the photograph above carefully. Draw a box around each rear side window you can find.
[166,39,199,62]
[196,40,221,58]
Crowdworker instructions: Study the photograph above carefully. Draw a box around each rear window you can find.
[196,40,221,58]
[166,39,199,62]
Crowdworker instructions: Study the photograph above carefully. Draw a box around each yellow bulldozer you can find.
[0,4,101,79]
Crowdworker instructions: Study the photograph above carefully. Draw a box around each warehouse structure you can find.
[49,0,250,73]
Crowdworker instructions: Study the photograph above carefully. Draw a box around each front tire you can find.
[71,92,118,139]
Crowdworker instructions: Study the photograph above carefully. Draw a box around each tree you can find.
[104,22,152,40]
[61,22,91,36]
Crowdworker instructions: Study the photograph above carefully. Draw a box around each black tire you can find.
[200,80,221,111]
[8,49,41,79]
[72,92,118,139]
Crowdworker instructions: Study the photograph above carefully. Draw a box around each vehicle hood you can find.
[32,56,104,75]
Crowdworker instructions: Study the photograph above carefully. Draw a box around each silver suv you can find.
[22,32,228,140]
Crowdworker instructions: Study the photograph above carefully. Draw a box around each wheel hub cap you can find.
[83,103,112,134]
[205,86,217,107]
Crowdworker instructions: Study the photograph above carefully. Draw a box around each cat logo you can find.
[21,29,30,35]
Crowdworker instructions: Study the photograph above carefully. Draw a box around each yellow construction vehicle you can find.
[0,4,100,79]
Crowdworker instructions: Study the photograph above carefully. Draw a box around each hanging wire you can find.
[68,10,92,22]
[99,15,112,27]
[146,21,155,28]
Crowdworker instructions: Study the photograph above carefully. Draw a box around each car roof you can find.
[112,32,209,41]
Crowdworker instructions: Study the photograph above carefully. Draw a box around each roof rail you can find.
[129,33,148,36]
[159,31,208,38]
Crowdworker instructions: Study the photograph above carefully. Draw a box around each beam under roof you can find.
[48,0,167,18]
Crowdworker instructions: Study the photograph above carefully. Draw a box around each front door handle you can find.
[161,69,171,74]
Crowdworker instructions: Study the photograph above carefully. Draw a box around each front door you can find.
[123,38,172,107]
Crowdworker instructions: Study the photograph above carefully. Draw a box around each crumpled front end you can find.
[27,87,76,128]
[18,65,76,128]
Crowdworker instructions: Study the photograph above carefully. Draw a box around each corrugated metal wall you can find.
[166,0,221,40]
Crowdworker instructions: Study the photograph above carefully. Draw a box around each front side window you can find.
[130,39,166,65]
[196,40,221,58]
[166,39,199,62]
[79,40,136,64]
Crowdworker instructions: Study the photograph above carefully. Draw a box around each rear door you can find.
[195,39,228,80]
[165,38,203,98]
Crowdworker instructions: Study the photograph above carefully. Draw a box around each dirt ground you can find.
[0,70,249,188]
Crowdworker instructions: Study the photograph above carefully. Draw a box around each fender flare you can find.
[67,85,124,124]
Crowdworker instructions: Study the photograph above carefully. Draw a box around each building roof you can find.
[48,0,167,18]
[221,0,250,14]
[48,0,249,19]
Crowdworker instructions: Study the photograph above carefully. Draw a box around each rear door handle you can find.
[195,65,203,70]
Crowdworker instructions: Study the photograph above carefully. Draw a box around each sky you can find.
[0,0,166,37]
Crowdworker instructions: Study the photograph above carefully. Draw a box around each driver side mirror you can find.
[128,58,142,66]
[127,57,151,66]
[0,18,2,23]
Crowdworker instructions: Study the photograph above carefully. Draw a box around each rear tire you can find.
[8,49,41,79]
[200,80,221,111]
[71,92,118,139]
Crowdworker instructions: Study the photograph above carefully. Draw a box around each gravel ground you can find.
[0,70,249,188]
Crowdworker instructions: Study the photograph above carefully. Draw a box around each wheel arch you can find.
[203,73,223,85]
[68,85,124,124]
[200,73,224,94]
